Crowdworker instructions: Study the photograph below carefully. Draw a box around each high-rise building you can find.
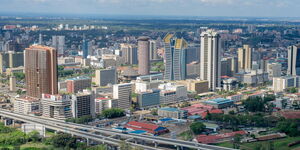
[120,44,138,65]
[238,45,252,72]
[38,33,43,45]
[200,30,221,91]
[149,40,159,60]
[95,67,117,87]
[138,36,150,75]
[0,51,24,73]
[9,76,16,92]
[82,38,89,59]
[52,36,65,55]
[25,45,58,98]
[71,90,95,118]
[163,33,188,80]
[113,83,132,110]
[288,44,300,76]
[267,62,282,79]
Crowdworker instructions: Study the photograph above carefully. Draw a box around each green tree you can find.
[190,122,206,135]
[276,120,300,137]
[13,72,25,81]
[151,109,158,116]
[66,115,93,124]
[48,133,77,149]
[119,141,131,150]
[27,130,41,142]
[287,87,298,93]
[232,134,242,149]
[101,108,125,119]
[243,96,266,112]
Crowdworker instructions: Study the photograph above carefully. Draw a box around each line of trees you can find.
[101,108,125,119]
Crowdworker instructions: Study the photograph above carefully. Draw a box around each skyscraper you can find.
[120,44,138,65]
[25,45,58,98]
[38,33,43,45]
[163,33,188,81]
[138,36,150,75]
[52,36,65,55]
[238,45,252,72]
[200,30,221,91]
[82,37,88,59]
[149,40,159,60]
[288,44,300,76]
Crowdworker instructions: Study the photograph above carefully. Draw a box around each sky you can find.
[0,0,300,18]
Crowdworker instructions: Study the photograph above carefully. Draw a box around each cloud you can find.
[0,0,300,17]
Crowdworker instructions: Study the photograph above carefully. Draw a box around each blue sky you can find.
[0,0,299,17]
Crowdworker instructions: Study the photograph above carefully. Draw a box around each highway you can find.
[0,109,235,150]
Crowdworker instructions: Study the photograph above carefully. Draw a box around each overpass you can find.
[0,109,235,150]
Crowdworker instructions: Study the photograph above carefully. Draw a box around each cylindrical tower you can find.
[138,36,150,75]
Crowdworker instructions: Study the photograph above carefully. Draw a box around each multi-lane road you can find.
[0,109,235,150]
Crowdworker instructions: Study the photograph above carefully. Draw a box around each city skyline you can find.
[1,0,300,18]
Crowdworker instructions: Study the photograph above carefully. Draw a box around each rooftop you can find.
[159,107,181,112]
[67,76,90,81]
[25,45,55,51]
[204,98,233,105]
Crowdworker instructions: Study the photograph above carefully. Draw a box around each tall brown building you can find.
[138,36,150,75]
[238,45,252,72]
[25,45,58,98]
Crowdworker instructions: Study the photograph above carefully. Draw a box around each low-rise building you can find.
[158,107,188,119]
[195,131,247,144]
[158,83,188,104]
[125,121,169,135]
[178,80,209,94]
[202,98,234,109]
[227,94,243,102]
[222,77,238,91]
[137,89,160,108]
[236,69,269,86]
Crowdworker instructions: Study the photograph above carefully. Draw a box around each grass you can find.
[216,136,300,150]
[20,142,51,150]
[0,145,14,149]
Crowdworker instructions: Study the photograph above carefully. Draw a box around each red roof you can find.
[280,111,300,119]
[125,121,167,134]
[201,109,223,118]
[196,131,247,144]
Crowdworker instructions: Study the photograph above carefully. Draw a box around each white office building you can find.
[200,30,221,91]
[113,83,132,110]
[273,76,300,92]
